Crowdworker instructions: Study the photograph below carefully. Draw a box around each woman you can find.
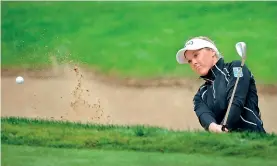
[176,36,266,133]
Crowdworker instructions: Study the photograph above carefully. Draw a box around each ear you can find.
[208,48,216,57]
[212,52,216,57]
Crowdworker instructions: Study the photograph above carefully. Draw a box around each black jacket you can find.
[193,58,266,133]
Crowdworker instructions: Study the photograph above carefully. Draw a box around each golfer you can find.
[176,36,266,133]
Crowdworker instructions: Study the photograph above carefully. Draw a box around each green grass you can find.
[2,144,277,166]
[1,1,277,84]
[2,117,277,159]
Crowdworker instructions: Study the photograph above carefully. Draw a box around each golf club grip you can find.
[221,125,228,131]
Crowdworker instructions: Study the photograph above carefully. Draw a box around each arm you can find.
[225,61,251,130]
[193,89,217,131]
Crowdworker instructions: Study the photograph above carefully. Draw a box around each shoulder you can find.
[224,60,251,72]
[224,60,253,78]
[224,60,242,68]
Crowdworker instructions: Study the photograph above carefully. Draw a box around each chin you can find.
[198,69,209,76]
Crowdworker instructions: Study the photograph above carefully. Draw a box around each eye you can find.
[194,53,198,58]
[188,60,192,64]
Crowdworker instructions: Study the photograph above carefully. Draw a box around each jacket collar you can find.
[200,58,225,82]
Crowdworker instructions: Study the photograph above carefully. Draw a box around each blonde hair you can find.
[186,36,223,58]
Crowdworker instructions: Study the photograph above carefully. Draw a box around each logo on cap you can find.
[185,40,194,46]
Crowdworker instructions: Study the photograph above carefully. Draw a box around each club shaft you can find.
[222,59,245,125]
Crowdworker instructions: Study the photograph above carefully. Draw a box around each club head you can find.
[235,42,246,59]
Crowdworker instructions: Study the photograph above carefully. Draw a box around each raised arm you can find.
[193,88,217,131]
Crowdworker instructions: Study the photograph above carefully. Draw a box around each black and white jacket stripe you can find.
[193,58,266,133]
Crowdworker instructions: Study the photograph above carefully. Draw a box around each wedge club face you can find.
[235,42,247,59]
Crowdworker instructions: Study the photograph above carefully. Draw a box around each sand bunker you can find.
[2,61,277,133]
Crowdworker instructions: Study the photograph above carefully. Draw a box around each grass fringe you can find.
[2,116,277,159]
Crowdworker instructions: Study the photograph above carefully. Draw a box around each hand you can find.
[208,122,228,133]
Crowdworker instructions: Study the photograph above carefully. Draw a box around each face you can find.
[184,48,217,76]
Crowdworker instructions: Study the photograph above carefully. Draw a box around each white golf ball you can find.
[16,76,24,84]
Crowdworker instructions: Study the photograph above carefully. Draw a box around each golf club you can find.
[221,42,247,132]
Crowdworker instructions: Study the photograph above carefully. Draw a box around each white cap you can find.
[176,38,219,64]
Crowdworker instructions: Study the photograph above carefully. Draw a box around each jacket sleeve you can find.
[225,60,251,130]
[193,88,217,130]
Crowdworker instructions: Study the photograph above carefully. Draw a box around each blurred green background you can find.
[2,1,277,84]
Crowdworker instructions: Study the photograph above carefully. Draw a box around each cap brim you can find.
[176,45,203,64]
[176,48,188,64]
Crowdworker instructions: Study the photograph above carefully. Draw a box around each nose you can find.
[191,58,197,66]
